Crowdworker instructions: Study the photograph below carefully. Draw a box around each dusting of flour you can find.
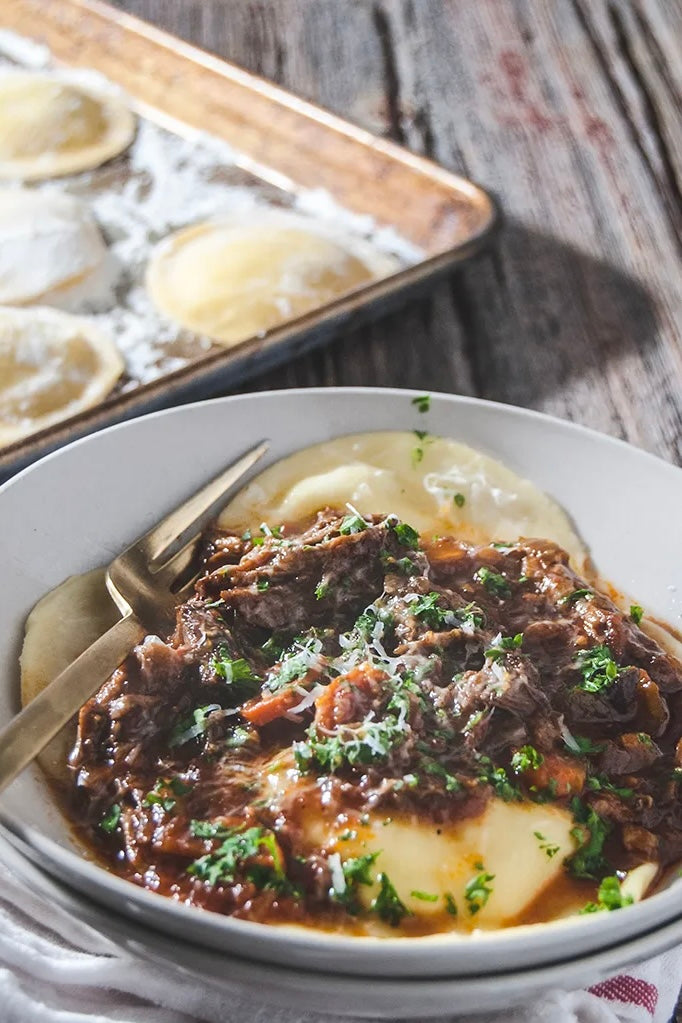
[0,30,421,388]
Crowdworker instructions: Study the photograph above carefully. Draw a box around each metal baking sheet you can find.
[0,0,497,478]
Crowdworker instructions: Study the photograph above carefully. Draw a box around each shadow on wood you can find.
[242,220,661,443]
[448,219,661,410]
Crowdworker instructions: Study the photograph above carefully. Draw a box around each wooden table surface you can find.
[111,0,682,466]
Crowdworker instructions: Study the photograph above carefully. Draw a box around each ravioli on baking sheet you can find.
[0,306,123,447]
[0,189,107,306]
[22,431,679,935]
[0,71,135,180]
[146,210,400,346]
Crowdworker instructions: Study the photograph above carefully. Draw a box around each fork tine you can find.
[155,532,202,590]
[174,572,203,603]
[137,441,269,566]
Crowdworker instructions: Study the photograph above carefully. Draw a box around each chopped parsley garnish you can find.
[444,892,458,916]
[371,872,410,926]
[329,851,379,910]
[567,800,611,880]
[580,875,633,914]
[485,632,523,661]
[261,633,288,662]
[585,774,634,799]
[510,745,544,773]
[170,777,192,794]
[295,674,419,773]
[380,553,418,576]
[533,831,560,858]
[630,604,644,625]
[100,803,121,834]
[342,852,379,887]
[559,588,593,605]
[422,759,462,792]
[143,776,191,812]
[256,579,269,591]
[454,601,485,629]
[411,592,451,630]
[562,732,605,756]
[248,522,283,545]
[211,648,260,693]
[259,522,283,539]
[266,637,322,692]
[410,593,482,634]
[144,793,175,813]
[339,512,368,535]
[353,607,382,640]
[463,708,486,734]
[295,711,404,773]
[411,430,429,467]
[224,725,258,750]
[169,703,222,747]
[454,492,466,508]
[315,579,330,600]
[411,394,430,413]
[391,521,419,549]
[478,759,521,801]
[411,889,439,902]
[574,644,622,693]
[474,567,511,598]
[464,868,494,915]
[188,822,288,892]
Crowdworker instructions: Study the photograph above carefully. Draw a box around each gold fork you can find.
[0,440,269,795]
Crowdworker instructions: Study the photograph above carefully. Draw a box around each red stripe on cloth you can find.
[588,975,658,1015]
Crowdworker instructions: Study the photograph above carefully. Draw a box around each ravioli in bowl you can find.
[21,431,682,936]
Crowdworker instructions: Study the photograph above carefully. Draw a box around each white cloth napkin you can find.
[0,856,679,1023]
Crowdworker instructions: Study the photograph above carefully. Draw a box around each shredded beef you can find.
[68,509,682,925]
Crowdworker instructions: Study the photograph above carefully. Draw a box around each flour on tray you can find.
[0,33,420,389]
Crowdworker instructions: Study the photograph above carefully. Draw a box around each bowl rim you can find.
[3,825,682,1019]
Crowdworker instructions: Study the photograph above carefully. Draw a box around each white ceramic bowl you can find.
[2,830,681,1019]
[1,389,682,996]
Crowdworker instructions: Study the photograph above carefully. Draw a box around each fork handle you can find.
[0,614,146,796]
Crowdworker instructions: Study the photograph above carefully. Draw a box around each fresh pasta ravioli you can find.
[0,71,135,180]
[146,211,399,346]
[0,306,123,447]
[0,189,107,306]
[220,431,587,572]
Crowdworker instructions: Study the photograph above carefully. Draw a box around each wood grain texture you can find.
[110,0,682,467]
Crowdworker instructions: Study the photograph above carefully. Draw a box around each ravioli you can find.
[0,71,135,180]
[265,759,582,933]
[0,306,124,447]
[220,430,587,573]
[146,211,399,346]
[0,189,107,306]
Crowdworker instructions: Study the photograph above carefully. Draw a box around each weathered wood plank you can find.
[572,0,681,248]
[109,0,682,466]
